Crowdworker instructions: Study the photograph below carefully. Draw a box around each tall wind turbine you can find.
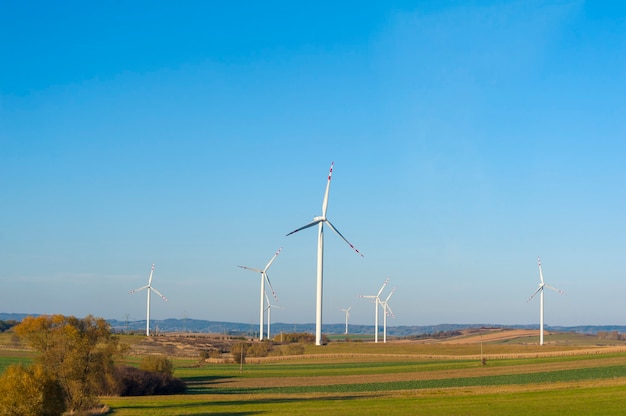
[129,264,168,336]
[238,247,281,341]
[527,257,566,345]
[340,306,352,335]
[359,278,389,343]
[380,288,395,343]
[286,162,364,346]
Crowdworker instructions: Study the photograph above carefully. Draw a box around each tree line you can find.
[0,319,19,333]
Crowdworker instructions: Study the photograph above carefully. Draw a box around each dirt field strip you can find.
[242,345,626,364]
[438,329,540,343]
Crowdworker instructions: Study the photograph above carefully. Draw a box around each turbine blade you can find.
[325,219,364,257]
[150,287,168,302]
[360,296,378,305]
[263,247,282,272]
[538,257,544,285]
[286,219,321,236]
[129,285,149,294]
[545,284,566,295]
[377,277,390,297]
[321,162,334,217]
[527,286,543,302]
[238,265,263,273]
[385,287,396,302]
[385,303,395,318]
[264,272,279,301]
[148,264,155,285]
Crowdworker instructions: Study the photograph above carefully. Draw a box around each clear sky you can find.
[1,1,625,328]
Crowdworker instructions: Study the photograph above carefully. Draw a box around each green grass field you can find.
[3,331,626,414]
[102,337,626,415]
[0,350,33,373]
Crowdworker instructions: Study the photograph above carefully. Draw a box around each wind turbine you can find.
[359,278,389,343]
[340,306,352,335]
[264,291,282,341]
[286,162,364,346]
[238,247,281,341]
[527,257,566,345]
[129,264,168,336]
[380,288,395,343]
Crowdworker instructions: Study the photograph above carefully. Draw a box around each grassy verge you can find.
[102,381,626,415]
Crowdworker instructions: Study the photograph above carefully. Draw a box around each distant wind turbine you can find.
[286,162,364,346]
[527,257,566,346]
[264,291,282,341]
[380,288,395,343]
[129,264,168,336]
[359,278,389,343]
[238,247,281,341]
[340,306,352,335]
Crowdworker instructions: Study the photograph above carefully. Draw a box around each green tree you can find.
[14,314,122,413]
[139,355,174,376]
[0,363,65,416]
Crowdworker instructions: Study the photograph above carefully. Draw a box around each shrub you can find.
[278,332,330,344]
[112,366,186,396]
[247,341,273,357]
[0,319,19,333]
[140,355,174,376]
[283,343,305,356]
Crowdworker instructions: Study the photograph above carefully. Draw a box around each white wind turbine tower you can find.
[380,288,395,344]
[527,257,566,346]
[359,278,389,343]
[238,247,281,341]
[340,306,352,335]
[129,264,168,336]
[264,291,282,341]
[287,162,364,346]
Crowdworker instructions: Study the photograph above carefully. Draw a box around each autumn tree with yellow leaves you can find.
[0,315,123,415]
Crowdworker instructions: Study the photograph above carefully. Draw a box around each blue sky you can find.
[1,1,625,328]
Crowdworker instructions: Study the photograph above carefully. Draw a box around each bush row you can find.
[112,365,186,396]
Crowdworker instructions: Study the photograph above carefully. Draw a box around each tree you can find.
[231,342,247,364]
[0,363,65,416]
[14,315,123,413]
[139,355,174,376]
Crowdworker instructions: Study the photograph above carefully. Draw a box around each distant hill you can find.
[2,313,625,337]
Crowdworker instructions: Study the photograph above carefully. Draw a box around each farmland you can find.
[3,329,626,414]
